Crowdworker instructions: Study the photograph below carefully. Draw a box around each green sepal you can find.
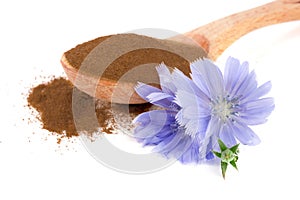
[213,151,221,158]
[218,139,227,151]
[229,143,240,153]
[230,160,238,171]
[221,161,228,179]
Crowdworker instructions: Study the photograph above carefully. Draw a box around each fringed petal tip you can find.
[155,62,169,73]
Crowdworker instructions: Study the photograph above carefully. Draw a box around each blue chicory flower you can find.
[133,57,274,164]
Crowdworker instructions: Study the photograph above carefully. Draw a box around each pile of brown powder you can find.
[27,77,151,143]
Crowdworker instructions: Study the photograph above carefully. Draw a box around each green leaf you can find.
[218,139,227,151]
[230,160,238,171]
[221,161,228,179]
[213,151,221,158]
[229,143,240,153]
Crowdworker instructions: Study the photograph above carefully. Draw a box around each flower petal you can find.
[240,81,272,104]
[228,62,252,97]
[224,56,241,92]
[199,116,223,159]
[135,82,174,108]
[219,122,237,147]
[231,122,261,145]
[206,135,218,160]
[174,89,210,137]
[234,70,257,99]
[154,128,194,161]
[175,89,210,114]
[156,63,177,95]
[146,92,174,104]
[238,97,274,125]
[172,68,209,102]
[154,128,184,154]
[133,110,176,142]
[133,110,174,126]
[241,97,275,114]
[190,58,224,98]
[135,82,161,101]
[190,71,210,97]
[179,140,201,164]
[142,125,175,146]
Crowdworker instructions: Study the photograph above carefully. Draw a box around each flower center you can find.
[221,149,238,163]
[211,96,239,122]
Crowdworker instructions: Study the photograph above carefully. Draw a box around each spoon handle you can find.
[184,1,300,60]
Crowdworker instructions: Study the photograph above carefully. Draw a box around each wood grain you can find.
[182,1,300,60]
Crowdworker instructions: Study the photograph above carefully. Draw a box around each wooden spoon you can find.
[61,1,300,104]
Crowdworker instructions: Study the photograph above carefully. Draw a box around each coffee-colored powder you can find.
[28,78,78,137]
[64,34,206,81]
[28,34,206,142]
[64,35,112,71]
[27,77,151,141]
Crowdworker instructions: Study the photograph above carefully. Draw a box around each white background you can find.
[0,0,300,199]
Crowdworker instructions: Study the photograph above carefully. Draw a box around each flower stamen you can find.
[211,96,239,122]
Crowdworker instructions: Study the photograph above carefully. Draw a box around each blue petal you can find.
[205,152,215,160]
[133,110,174,126]
[231,122,261,145]
[174,89,210,137]
[238,97,274,125]
[135,122,169,140]
[199,116,222,159]
[172,68,209,102]
[228,62,250,97]
[135,82,161,101]
[175,89,210,113]
[224,57,251,98]
[190,58,224,98]
[178,140,201,164]
[240,97,275,114]
[190,71,210,97]
[135,82,174,108]
[166,134,194,160]
[234,70,257,99]
[219,122,237,147]
[139,125,173,145]
[153,128,184,154]
[240,81,272,104]
[224,57,241,92]
[156,63,177,95]
[234,115,268,126]
[146,92,174,105]
[206,135,219,160]
[133,110,176,142]
[154,128,194,161]
[142,128,174,146]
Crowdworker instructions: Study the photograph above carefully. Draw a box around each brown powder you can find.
[27,77,151,142]
[27,34,206,143]
[64,34,206,81]
[27,78,78,137]
[64,35,112,70]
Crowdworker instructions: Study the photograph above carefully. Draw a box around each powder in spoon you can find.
[64,33,206,81]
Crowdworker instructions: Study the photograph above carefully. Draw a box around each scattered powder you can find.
[27,77,151,143]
